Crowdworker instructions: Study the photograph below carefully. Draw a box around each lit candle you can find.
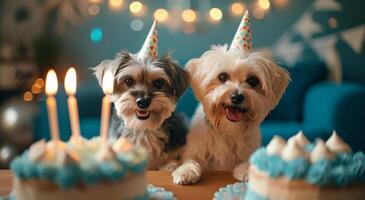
[65,67,81,140]
[100,71,114,142]
[45,70,60,142]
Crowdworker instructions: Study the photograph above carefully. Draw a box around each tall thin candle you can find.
[45,70,60,142]
[65,67,81,140]
[100,71,114,142]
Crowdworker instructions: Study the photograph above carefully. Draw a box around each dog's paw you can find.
[233,162,249,182]
[172,160,202,185]
[159,162,179,172]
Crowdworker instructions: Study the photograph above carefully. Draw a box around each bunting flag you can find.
[313,0,342,11]
[274,33,304,66]
[294,12,323,39]
[272,0,363,83]
[340,25,365,54]
[310,35,342,81]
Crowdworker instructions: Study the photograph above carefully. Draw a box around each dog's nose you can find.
[230,93,245,104]
[136,97,151,109]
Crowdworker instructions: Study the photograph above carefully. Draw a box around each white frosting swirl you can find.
[325,130,352,154]
[57,146,80,166]
[266,136,286,155]
[96,142,116,161]
[310,139,335,163]
[113,137,133,153]
[291,131,310,147]
[29,139,47,161]
[281,139,307,161]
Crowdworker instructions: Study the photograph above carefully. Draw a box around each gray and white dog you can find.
[94,21,190,170]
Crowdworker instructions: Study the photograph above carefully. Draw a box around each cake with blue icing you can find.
[245,131,365,200]
[10,137,148,200]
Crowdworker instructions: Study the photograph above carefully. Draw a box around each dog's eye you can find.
[124,78,134,87]
[153,79,165,90]
[218,73,229,83]
[246,76,260,88]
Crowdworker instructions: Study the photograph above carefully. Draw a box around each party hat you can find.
[229,11,252,52]
[137,20,158,60]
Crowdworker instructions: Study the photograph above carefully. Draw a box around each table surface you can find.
[0,170,236,200]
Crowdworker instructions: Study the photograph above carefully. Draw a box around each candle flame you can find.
[102,70,114,94]
[65,67,77,95]
[45,69,58,96]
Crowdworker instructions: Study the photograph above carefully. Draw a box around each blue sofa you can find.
[34,63,365,152]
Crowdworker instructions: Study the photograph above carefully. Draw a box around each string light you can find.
[89,0,102,4]
[23,91,33,102]
[182,9,197,23]
[31,84,41,94]
[154,8,168,22]
[272,0,289,9]
[209,8,223,22]
[88,4,100,16]
[130,19,144,31]
[328,17,338,28]
[230,2,245,16]
[108,0,124,11]
[35,78,45,88]
[129,1,144,15]
[90,27,103,43]
[253,7,265,19]
[258,0,271,10]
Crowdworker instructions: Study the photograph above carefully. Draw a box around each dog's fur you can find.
[172,45,290,184]
[94,51,190,170]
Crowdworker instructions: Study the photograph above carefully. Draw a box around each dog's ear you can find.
[186,58,204,101]
[93,50,133,87]
[269,63,290,109]
[158,53,190,99]
[186,58,199,75]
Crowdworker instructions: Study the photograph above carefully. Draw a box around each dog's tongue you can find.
[225,107,242,122]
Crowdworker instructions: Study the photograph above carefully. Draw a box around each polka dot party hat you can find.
[137,20,158,61]
[229,11,252,52]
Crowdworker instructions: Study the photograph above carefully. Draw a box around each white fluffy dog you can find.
[172,11,290,184]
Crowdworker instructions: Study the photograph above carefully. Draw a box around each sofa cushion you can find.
[267,61,327,121]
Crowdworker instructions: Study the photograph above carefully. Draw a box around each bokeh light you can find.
[88,4,100,16]
[258,0,271,10]
[129,1,143,14]
[230,2,245,16]
[31,84,41,94]
[328,17,338,28]
[209,8,223,21]
[90,27,103,43]
[182,9,197,23]
[89,0,102,4]
[272,0,289,9]
[35,78,45,88]
[253,7,266,19]
[130,19,144,31]
[108,0,124,11]
[154,9,168,22]
[23,91,33,102]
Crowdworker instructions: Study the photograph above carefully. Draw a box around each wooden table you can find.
[0,170,236,200]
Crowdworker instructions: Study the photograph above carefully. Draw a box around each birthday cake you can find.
[245,131,365,200]
[10,137,148,200]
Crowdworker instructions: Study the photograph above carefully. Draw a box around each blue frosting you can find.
[284,158,309,179]
[250,145,365,187]
[10,139,148,189]
[306,159,332,186]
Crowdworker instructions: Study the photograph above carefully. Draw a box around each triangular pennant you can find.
[340,25,365,54]
[310,35,342,82]
[313,0,342,11]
